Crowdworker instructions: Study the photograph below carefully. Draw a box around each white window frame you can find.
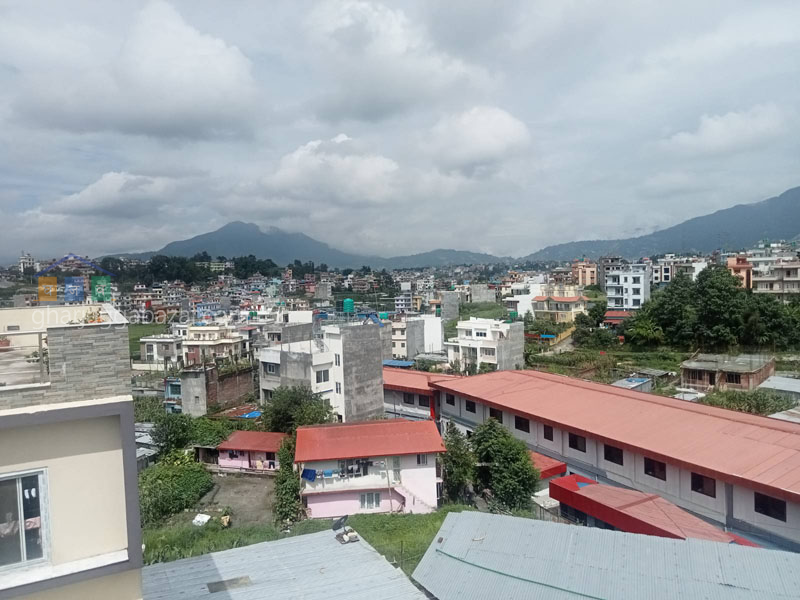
[335,354,341,367]
[335,382,342,394]
[315,369,329,384]
[359,491,382,510]
[0,469,50,573]
[416,454,428,466]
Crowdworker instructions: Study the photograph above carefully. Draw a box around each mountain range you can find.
[115,186,800,268]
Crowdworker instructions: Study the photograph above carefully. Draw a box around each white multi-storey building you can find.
[444,317,524,371]
[606,264,651,310]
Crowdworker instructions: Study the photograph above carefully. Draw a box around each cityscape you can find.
[2,2,800,600]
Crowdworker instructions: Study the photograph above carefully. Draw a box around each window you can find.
[691,473,716,498]
[514,415,530,433]
[417,454,428,465]
[633,299,641,307]
[335,382,342,394]
[633,277,640,284]
[228,450,239,459]
[481,347,496,356]
[360,492,381,509]
[315,369,329,384]
[265,362,278,375]
[0,472,46,567]
[726,372,742,385]
[543,425,554,441]
[418,395,430,408]
[685,369,704,382]
[644,457,667,481]
[568,433,586,453]
[6,325,20,332]
[335,354,341,366]
[146,344,154,352]
[465,400,476,413]
[400,342,405,348]
[632,288,640,296]
[475,330,487,337]
[754,492,786,522]
[489,407,503,422]
[604,444,624,466]
[445,394,455,406]
[403,393,415,405]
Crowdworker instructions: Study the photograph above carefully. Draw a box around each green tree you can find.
[523,310,535,332]
[442,423,475,502]
[189,418,235,447]
[274,439,302,525]
[138,453,213,526]
[262,385,334,434]
[470,419,538,510]
[587,299,607,327]
[152,413,193,453]
[626,316,664,348]
[693,266,745,350]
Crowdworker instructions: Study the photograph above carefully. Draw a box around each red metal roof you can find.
[217,430,288,453]
[604,310,633,320]
[294,419,445,463]
[382,367,460,396]
[529,450,566,479]
[432,370,800,503]
[550,475,757,546]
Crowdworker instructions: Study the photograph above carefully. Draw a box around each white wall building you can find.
[444,317,524,371]
[606,264,651,310]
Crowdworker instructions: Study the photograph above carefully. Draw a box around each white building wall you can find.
[420,315,443,353]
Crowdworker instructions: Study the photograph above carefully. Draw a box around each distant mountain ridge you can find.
[110,186,800,267]
[122,221,508,269]
[523,186,800,261]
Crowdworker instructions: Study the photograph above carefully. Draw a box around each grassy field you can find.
[128,323,168,358]
[143,519,331,564]
[349,504,473,575]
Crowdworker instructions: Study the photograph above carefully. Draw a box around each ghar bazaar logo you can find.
[36,255,114,303]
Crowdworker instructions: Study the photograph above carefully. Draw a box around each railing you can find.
[0,331,48,389]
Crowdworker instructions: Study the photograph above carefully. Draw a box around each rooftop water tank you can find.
[343,298,355,314]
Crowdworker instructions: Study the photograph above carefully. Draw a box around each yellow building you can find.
[0,304,142,599]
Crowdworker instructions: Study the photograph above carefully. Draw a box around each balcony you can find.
[0,331,48,389]
[302,468,400,494]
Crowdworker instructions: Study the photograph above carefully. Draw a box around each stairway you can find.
[394,485,436,513]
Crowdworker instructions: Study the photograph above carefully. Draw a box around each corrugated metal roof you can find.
[681,353,773,373]
[295,419,445,463]
[412,512,800,600]
[549,474,756,545]
[382,367,460,396]
[760,375,800,395]
[432,370,800,503]
[217,431,288,453]
[143,530,426,600]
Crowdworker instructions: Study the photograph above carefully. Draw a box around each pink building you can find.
[295,420,445,519]
[217,430,288,472]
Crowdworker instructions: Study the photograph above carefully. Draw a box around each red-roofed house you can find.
[432,369,800,551]
[383,367,461,421]
[550,474,758,546]
[295,420,445,518]
[217,430,288,472]
[529,450,567,481]
[603,310,633,327]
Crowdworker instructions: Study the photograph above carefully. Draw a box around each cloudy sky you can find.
[1,0,799,263]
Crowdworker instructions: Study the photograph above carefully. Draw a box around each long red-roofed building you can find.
[295,420,445,519]
[432,369,800,550]
[382,367,459,421]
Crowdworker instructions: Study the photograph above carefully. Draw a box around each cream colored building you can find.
[0,304,142,599]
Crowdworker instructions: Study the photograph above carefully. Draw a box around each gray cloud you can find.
[0,0,799,264]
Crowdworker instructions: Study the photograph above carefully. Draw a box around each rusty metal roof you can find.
[295,419,445,463]
[432,370,800,503]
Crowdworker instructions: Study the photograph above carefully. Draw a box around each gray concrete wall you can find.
[0,324,131,410]
[496,321,525,371]
[406,318,425,360]
[181,370,208,417]
[341,325,385,422]
[470,284,496,304]
[440,291,460,323]
[280,350,314,387]
[282,322,314,344]
[379,324,393,360]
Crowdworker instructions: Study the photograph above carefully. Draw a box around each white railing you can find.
[0,331,48,389]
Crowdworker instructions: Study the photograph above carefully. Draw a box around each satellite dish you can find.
[332,515,348,532]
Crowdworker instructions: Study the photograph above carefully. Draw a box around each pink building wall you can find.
[306,489,404,519]
[218,450,279,471]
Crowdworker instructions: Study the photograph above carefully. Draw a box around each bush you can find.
[139,458,214,527]
[190,418,235,446]
[134,396,165,422]
[274,440,302,525]
[699,389,795,416]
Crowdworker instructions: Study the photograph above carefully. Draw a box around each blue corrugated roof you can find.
[382,359,415,368]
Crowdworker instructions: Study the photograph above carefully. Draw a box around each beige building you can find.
[0,304,142,600]
[571,260,597,287]
[753,261,800,304]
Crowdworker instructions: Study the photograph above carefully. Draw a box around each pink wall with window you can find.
[218,450,279,471]
[305,489,404,518]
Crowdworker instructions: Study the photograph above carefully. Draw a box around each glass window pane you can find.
[22,476,43,560]
[0,478,22,567]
